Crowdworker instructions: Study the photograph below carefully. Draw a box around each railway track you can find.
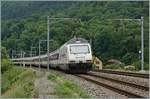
[76,73,149,98]
[93,69,149,78]
[88,72,149,91]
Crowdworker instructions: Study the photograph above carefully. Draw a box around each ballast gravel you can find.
[80,74,149,97]
[51,70,127,98]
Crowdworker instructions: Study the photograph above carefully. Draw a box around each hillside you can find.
[1,1,149,69]
[2,1,75,20]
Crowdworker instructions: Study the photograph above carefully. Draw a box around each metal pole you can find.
[21,50,22,66]
[23,51,25,67]
[39,41,41,70]
[90,39,92,48]
[30,47,32,68]
[34,50,36,56]
[141,16,144,71]
[12,50,13,59]
[47,16,50,70]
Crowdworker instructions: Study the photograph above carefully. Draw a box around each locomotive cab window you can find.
[70,45,90,54]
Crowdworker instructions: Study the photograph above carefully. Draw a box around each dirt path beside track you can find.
[34,70,58,98]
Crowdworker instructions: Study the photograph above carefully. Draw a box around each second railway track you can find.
[88,72,149,91]
[93,69,149,78]
[75,73,149,98]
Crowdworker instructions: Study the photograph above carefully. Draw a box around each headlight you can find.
[86,60,92,63]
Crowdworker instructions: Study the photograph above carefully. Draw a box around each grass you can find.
[1,67,25,93]
[1,67,37,98]
[48,74,89,98]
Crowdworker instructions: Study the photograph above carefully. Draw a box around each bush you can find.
[1,67,24,93]
[124,65,135,71]
[132,61,149,71]
[122,53,138,65]
[144,63,149,70]
[1,59,13,74]
[104,64,124,70]
[1,47,8,59]
[1,68,36,97]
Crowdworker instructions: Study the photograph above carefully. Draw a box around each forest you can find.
[1,1,149,70]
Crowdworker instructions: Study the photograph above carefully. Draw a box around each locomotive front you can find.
[67,38,92,73]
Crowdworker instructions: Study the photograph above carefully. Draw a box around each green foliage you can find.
[48,74,89,98]
[122,52,138,65]
[132,61,149,70]
[1,67,24,93]
[48,73,57,81]
[1,47,8,59]
[1,59,13,74]
[104,64,124,70]
[2,68,37,98]
[55,81,89,98]
[8,81,35,98]
[124,65,135,71]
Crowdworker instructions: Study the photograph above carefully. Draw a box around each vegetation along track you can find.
[93,70,149,78]
[75,73,149,98]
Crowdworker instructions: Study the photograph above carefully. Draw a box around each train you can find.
[10,37,93,73]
